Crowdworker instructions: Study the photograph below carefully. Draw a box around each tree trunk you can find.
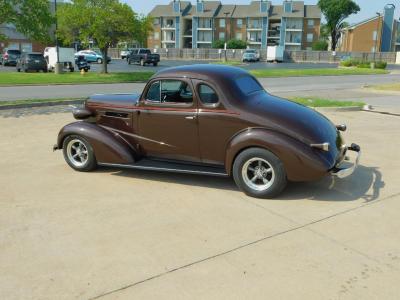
[331,30,337,51]
[101,47,108,73]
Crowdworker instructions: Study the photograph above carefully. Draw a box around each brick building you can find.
[148,0,321,50]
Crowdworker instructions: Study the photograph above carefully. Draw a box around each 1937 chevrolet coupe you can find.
[54,65,361,198]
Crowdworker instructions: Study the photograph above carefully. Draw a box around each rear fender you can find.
[225,128,331,182]
[56,121,136,164]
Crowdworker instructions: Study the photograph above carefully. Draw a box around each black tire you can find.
[153,62,158,66]
[70,67,74,72]
[62,135,97,172]
[128,58,131,65]
[233,147,287,199]
[17,68,20,72]
[97,58,102,64]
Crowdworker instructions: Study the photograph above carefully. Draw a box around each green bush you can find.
[212,39,225,49]
[375,61,387,69]
[357,62,371,69]
[226,39,247,49]
[340,60,353,67]
[312,40,328,51]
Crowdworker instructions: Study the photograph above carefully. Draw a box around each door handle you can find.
[185,116,196,120]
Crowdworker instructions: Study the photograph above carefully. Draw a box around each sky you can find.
[122,0,400,25]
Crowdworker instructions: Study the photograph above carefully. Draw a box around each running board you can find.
[98,159,229,177]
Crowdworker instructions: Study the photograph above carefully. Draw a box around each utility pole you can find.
[54,0,62,74]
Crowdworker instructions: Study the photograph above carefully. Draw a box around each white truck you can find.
[43,47,75,72]
[267,46,284,62]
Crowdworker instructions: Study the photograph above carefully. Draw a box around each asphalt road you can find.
[1,73,400,108]
[1,107,399,299]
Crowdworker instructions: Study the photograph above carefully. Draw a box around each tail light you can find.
[4,53,8,59]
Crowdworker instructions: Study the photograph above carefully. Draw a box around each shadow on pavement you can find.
[99,164,383,202]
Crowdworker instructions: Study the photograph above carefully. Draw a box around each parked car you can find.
[120,48,132,60]
[75,55,90,72]
[242,49,260,62]
[242,51,257,62]
[0,53,2,65]
[75,50,111,64]
[128,48,160,66]
[2,49,21,66]
[16,52,47,72]
[54,65,361,199]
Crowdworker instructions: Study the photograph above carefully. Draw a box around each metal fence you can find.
[107,47,398,63]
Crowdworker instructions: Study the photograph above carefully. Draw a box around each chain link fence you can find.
[107,47,398,64]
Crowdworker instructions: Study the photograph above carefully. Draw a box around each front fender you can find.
[56,121,136,164]
[225,128,332,182]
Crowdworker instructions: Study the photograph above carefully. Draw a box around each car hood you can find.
[241,92,342,161]
[86,93,140,108]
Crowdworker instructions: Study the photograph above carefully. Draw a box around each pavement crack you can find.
[89,191,400,300]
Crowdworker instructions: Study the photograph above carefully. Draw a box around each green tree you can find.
[212,40,225,49]
[318,0,360,51]
[134,15,153,47]
[312,40,328,51]
[58,0,137,73]
[226,39,247,49]
[0,0,53,43]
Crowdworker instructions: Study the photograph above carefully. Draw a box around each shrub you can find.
[226,39,247,49]
[375,61,387,69]
[340,59,353,67]
[212,39,225,49]
[312,40,328,51]
[357,62,371,69]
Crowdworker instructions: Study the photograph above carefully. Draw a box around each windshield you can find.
[235,75,264,95]
[28,54,44,59]
[8,50,21,54]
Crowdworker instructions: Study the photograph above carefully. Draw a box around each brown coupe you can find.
[54,65,361,198]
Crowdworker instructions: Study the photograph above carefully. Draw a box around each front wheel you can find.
[233,148,287,198]
[97,58,102,64]
[62,135,97,172]
[153,62,158,66]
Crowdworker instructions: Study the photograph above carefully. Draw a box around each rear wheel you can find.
[153,62,158,66]
[233,148,287,198]
[128,58,131,65]
[62,135,97,172]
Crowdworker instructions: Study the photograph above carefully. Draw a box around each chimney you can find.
[197,0,204,13]
[260,0,269,13]
[173,0,180,13]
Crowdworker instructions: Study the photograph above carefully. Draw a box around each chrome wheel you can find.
[241,157,275,191]
[66,139,89,168]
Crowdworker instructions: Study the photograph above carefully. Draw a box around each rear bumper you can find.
[331,143,361,178]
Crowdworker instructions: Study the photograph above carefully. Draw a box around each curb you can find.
[0,99,85,110]
[312,106,363,113]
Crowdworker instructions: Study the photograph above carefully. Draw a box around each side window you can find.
[145,81,161,102]
[161,80,193,103]
[198,84,219,105]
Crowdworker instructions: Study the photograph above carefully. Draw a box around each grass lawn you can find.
[0,98,84,107]
[290,97,365,108]
[1,96,364,108]
[368,82,400,91]
[0,72,154,86]
[250,68,388,78]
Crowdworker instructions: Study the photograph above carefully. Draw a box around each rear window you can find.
[8,50,21,54]
[139,49,151,54]
[235,76,263,95]
[28,54,43,59]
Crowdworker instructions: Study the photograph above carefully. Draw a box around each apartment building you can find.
[148,0,321,50]
[338,4,400,52]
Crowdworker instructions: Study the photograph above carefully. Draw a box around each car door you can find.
[137,78,200,162]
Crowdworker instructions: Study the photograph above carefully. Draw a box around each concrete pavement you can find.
[0,107,399,299]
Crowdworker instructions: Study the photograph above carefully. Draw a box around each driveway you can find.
[0,107,399,299]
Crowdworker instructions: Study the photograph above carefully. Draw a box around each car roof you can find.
[152,64,251,82]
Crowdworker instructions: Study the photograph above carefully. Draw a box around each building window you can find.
[199,18,212,28]
[307,33,314,43]
[250,19,260,29]
[198,31,212,42]
[154,32,159,40]
[235,32,243,40]
[284,1,292,13]
[307,19,314,27]
[219,32,225,40]
[237,19,243,28]
[373,30,378,41]
[153,18,160,25]
[219,19,225,28]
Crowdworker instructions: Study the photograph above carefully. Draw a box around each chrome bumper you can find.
[331,143,361,179]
